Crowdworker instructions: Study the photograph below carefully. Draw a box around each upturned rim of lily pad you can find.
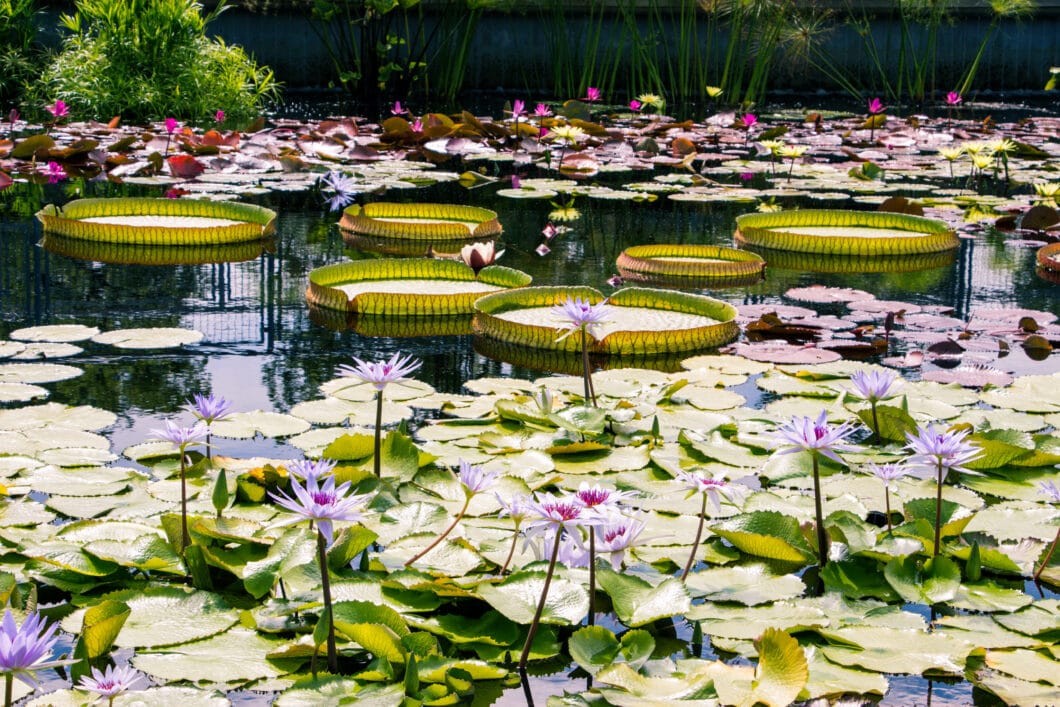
[744,244,958,274]
[1036,241,1060,273]
[735,209,958,256]
[305,257,531,315]
[338,202,502,242]
[41,233,274,266]
[616,244,766,287]
[472,285,739,356]
[35,197,277,245]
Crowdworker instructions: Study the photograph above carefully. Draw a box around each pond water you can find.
[0,172,1057,705]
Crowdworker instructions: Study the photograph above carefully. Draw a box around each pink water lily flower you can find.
[164,117,178,134]
[336,352,422,391]
[46,161,66,184]
[270,473,370,547]
[460,241,503,274]
[584,87,601,102]
[215,110,225,122]
[511,99,526,116]
[629,99,642,111]
[47,100,68,118]
[868,97,885,114]
[945,91,962,106]
[769,410,861,466]
[742,113,757,129]
[534,103,553,117]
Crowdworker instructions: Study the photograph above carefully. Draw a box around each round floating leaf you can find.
[884,555,961,605]
[748,628,809,707]
[710,511,816,563]
[133,627,286,684]
[0,403,116,431]
[0,383,48,402]
[594,566,691,627]
[685,564,805,605]
[9,324,101,342]
[27,687,230,707]
[36,197,276,244]
[91,327,203,349]
[476,570,589,625]
[736,209,957,255]
[94,586,240,648]
[208,411,311,439]
[274,680,405,707]
[0,362,83,384]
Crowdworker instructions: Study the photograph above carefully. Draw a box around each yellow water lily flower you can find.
[938,146,964,161]
[636,93,664,109]
[705,86,723,98]
[777,144,807,159]
[549,124,585,145]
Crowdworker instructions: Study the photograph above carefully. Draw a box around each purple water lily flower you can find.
[287,457,338,482]
[551,296,612,342]
[0,610,63,690]
[270,473,370,547]
[904,424,982,481]
[79,664,146,700]
[769,410,861,466]
[318,170,359,212]
[185,393,233,424]
[336,352,422,391]
[850,369,902,403]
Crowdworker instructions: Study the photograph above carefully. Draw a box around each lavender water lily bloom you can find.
[0,610,63,693]
[458,458,498,497]
[552,296,612,342]
[79,664,146,702]
[769,410,861,465]
[270,474,370,547]
[904,424,983,481]
[337,352,422,390]
[151,420,209,448]
[850,369,902,403]
[287,457,338,482]
[319,171,359,212]
[185,393,233,424]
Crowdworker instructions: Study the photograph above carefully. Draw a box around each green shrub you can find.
[0,0,43,105]
[33,0,279,123]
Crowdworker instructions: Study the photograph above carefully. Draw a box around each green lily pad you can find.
[91,327,204,349]
[595,566,691,627]
[687,602,829,640]
[710,511,816,564]
[85,586,240,648]
[27,687,231,707]
[133,627,287,685]
[817,625,974,675]
[685,564,805,606]
[0,362,82,384]
[274,679,404,707]
[8,324,101,342]
[476,570,588,625]
[0,383,48,402]
[209,411,311,439]
[0,403,116,431]
[983,648,1060,685]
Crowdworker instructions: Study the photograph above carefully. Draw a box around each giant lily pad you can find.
[41,233,273,265]
[735,210,958,255]
[616,244,765,288]
[305,258,530,315]
[36,198,276,244]
[473,286,739,356]
[339,203,501,244]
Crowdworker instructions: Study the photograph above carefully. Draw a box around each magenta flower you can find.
[460,241,503,275]
[319,170,359,212]
[573,482,638,510]
[391,100,407,115]
[511,99,526,116]
[595,512,648,569]
[511,174,521,189]
[78,664,146,700]
[769,410,861,466]
[0,610,64,690]
[46,100,68,118]
[336,352,422,391]
[287,457,338,482]
[739,171,754,181]
[46,161,66,184]
[606,274,624,288]
[411,117,423,132]
[945,91,962,106]
[551,296,612,342]
[584,87,601,102]
[868,97,885,114]
[534,103,553,117]
[164,117,178,134]
[742,113,757,129]
[535,243,551,256]
[185,393,232,424]
[629,99,642,111]
[542,222,559,240]
[214,110,225,123]
[270,473,370,547]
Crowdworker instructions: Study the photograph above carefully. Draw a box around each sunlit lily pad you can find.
[736,209,958,255]
[0,362,83,384]
[0,382,48,402]
[91,327,204,349]
[8,324,100,342]
[133,627,287,685]
[209,411,311,439]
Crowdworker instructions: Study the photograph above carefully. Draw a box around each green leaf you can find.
[746,628,809,707]
[595,565,691,627]
[475,571,588,625]
[132,627,286,684]
[685,564,805,606]
[379,430,422,481]
[73,599,130,662]
[820,557,901,602]
[856,404,916,442]
[332,601,410,638]
[338,623,407,662]
[711,511,816,563]
[212,468,229,514]
[243,527,319,599]
[884,555,961,604]
[324,433,376,462]
[568,625,620,675]
[92,586,239,648]
[966,429,1035,470]
[548,406,608,436]
[901,498,973,539]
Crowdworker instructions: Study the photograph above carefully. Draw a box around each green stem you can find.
[870,401,880,444]
[884,488,893,534]
[317,529,337,674]
[934,459,944,558]
[681,494,708,581]
[405,496,470,567]
[179,449,190,554]
[812,455,828,567]
[500,521,521,574]
[1032,526,1059,582]
[588,529,596,627]
[518,528,563,671]
[373,390,383,477]
[5,673,12,707]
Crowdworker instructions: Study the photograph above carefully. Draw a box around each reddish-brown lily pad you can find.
[784,285,873,304]
[921,365,1014,388]
[727,341,842,364]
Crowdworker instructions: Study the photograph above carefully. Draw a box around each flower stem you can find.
[406,497,470,567]
[812,455,828,567]
[884,488,893,534]
[373,390,383,477]
[500,523,520,574]
[870,401,880,444]
[5,673,12,707]
[179,450,190,554]
[1033,526,1059,582]
[317,529,337,674]
[933,459,943,558]
[580,327,592,405]
[681,494,708,581]
[587,529,596,627]
[518,529,563,671]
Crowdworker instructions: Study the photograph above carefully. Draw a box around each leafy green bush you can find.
[33,0,279,123]
[0,0,43,105]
